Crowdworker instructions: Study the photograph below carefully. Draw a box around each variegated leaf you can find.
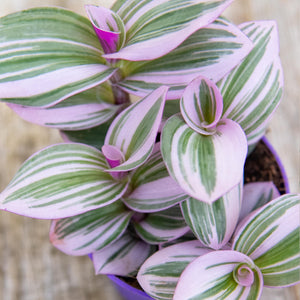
[108,0,233,61]
[219,21,283,145]
[7,84,121,130]
[92,233,156,277]
[180,75,223,135]
[85,5,126,55]
[0,7,115,107]
[133,205,189,245]
[138,240,213,300]
[161,114,247,203]
[0,143,129,219]
[181,181,242,249]
[239,181,280,222]
[123,143,188,212]
[49,201,132,256]
[174,250,263,300]
[233,194,300,287]
[61,123,110,151]
[104,86,168,171]
[117,18,252,99]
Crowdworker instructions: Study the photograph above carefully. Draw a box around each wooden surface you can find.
[0,0,299,299]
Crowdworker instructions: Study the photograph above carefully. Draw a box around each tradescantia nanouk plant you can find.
[0,0,299,299]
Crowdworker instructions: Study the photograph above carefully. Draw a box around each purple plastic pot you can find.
[106,136,289,300]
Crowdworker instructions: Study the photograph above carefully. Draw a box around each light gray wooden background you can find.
[0,0,299,299]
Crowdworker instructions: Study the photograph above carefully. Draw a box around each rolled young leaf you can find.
[161,114,247,203]
[85,5,126,55]
[0,143,129,219]
[92,233,156,277]
[219,21,284,145]
[137,240,213,300]
[50,201,133,256]
[232,194,300,287]
[124,143,188,212]
[0,7,115,107]
[180,75,223,135]
[239,181,280,222]
[104,86,168,171]
[181,181,242,249]
[108,0,233,61]
[173,250,263,300]
[118,18,253,99]
[7,84,121,130]
[133,205,189,245]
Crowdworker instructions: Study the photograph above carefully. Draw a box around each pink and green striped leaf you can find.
[92,233,156,277]
[233,194,300,287]
[161,114,247,203]
[108,0,233,61]
[137,241,213,300]
[219,21,284,145]
[133,205,189,245]
[0,143,129,219]
[117,18,253,99]
[7,84,121,130]
[239,181,280,222]
[123,143,188,212]
[85,5,125,55]
[104,86,168,172]
[180,76,223,135]
[0,7,115,107]
[49,201,132,256]
[181,181,242,249]
[173,250,263,300]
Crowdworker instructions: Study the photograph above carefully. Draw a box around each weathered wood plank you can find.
[0,0,299,299]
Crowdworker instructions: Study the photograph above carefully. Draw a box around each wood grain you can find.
[0,1,299,299]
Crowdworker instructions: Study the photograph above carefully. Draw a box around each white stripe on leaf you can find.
[181,181,242,249]
[161,115,247,203]
[104,86,168,171]
[107,0,233,61]
[173,250,263,300]
[0,143,129,219]
[232,194,300,287]
[137,240,213,300]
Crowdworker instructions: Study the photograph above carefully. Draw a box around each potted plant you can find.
[0,1,299,299]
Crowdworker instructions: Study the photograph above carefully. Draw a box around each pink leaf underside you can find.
[92,233,154,277]
[7,101,119,130]
[105,0,233,61]
[104,86,168,171]
[85,5,124,54]
[181,75,223,135]
[239,181,280,222]
[173,250,263,300]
